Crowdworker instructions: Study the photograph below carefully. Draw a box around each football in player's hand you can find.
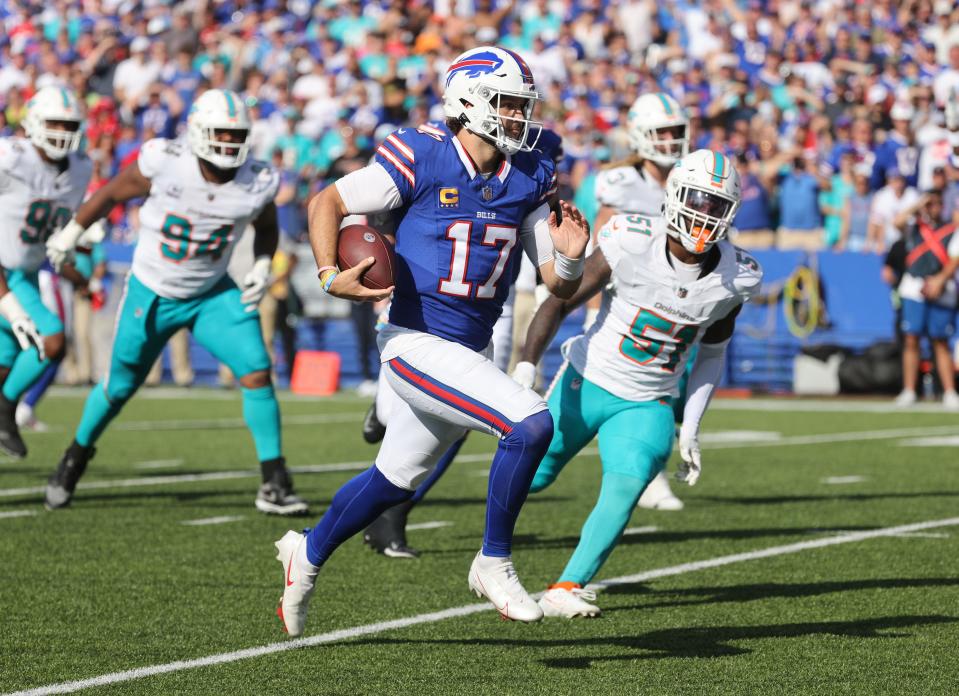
[336,224,395,290]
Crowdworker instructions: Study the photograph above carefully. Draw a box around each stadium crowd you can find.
[1,0,959,390]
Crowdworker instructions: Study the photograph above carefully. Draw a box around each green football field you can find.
[2,390,958,695]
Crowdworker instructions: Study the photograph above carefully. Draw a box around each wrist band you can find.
[320,269,339,292]
[317,265,338,275]
[553,251,584,281]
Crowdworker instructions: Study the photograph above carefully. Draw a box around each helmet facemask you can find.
[31,119,83,160]
[189,125,251,169]
[641,123,689,165]
[666,185,739,255]
[462,85,542,155]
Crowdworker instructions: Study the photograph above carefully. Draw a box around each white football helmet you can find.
[23,86,84,160]
[627,92,689,167]
[664,149,742,255]
[187,89,251,169]
[443,46,542,155]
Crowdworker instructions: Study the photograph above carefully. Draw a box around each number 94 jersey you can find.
[0,137,92,273]
[566,214,763,402]
[133,139,280,299]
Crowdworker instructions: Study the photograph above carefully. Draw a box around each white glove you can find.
[46,218,87,272]
[511,361,537,389]
[77,220,107,247]
[0,292,45,360]
[240,256,272,312]
[675,428,701,486]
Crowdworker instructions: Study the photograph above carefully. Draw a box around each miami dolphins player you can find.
[517,150,762,617]
[0,85,93,457]
[275,46,589,635]
[43,88,307,516]
[591,91,691,511]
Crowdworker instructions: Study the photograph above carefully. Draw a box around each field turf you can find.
[2,390,958,695]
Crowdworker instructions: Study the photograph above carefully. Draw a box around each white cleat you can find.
[943,391,959,410]
[894,389,917,407]
[274,530,319,637]
[539,585,601,618]
[638,471,684,511]
[468,551,543,622]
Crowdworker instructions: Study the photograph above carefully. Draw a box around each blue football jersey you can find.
[375,123,556,351]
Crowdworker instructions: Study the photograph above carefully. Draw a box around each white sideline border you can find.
[7,516,958,696]
[4,424,959,501]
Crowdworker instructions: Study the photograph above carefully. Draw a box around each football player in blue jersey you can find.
[360,126,567,560]
[274,47,590,635]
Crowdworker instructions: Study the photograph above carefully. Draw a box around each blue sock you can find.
[305,465,412,565]
[75,382,124,447]
[558,472,648,586]
[2,348,50,402]
[242,385,282,461]
[483,410,554,557]
[410,435,466,504]
[24,360,60,408]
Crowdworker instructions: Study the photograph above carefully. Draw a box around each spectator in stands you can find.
[839,164,876,253]
[871,167,921,252]
[777,155,823,250]
[732,155,775,249]
[872,102,920,191]
[892,190,959,408]
[822,153,855,248]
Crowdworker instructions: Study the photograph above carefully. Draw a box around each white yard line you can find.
[112,412,364,432]
[0,510,36,520]
[711,398,957,414]
[898,436,959,447]
[133,459,184,470]
[180,516,245,527]
[8,516,958,696]
[4,424,959,501]
[0,452,502,499]
[822,476,867,485]
[406,521,453,531]
[622,526,659,536]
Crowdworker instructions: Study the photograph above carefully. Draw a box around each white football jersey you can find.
[133,138,280,299]
[594,164,664,215]
[566,214,763,402]
[0,137,92,272]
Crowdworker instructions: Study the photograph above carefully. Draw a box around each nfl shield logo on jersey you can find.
[676,287,688,298]
[482,186,493,201]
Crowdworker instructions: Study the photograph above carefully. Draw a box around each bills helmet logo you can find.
[445,51,505,87]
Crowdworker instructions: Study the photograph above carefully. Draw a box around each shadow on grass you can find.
[351,614,957,667]
[602,577,959,607]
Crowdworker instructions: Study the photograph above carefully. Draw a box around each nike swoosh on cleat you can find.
[473,573,508,614]
[286,560,294,587]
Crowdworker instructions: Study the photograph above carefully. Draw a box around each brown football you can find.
[336,224,396,290]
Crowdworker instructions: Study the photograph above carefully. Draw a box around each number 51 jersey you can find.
[0,137,92,273]
[375,125,556,352]
[133,139,280,299]
[567,214,763,402]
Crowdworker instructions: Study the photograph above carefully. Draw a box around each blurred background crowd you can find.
[1,0,959,392]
